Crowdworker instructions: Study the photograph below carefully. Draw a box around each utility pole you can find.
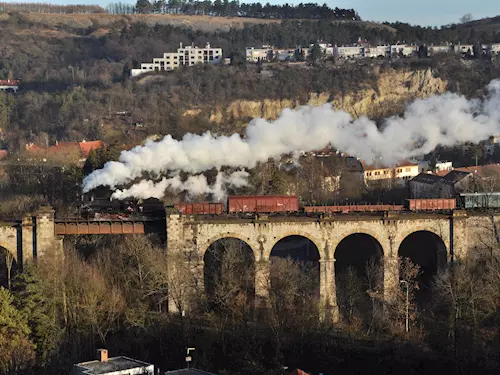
[400,280,409,333]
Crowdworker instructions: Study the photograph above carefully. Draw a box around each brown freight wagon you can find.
[227,195,299,213]
[174,202,225,215]
[304,204,404,213]
[405,198,456,211]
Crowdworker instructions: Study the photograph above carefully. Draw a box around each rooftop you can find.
[410,173,444,185]
[442,170,471,184]
[455,164,500,178]
[361,160,418,171]
[75,356,153,375]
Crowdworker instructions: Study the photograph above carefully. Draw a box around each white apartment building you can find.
[391,44,418,57]
[131,42,223,77]
[490,43,500,54]
[364,45,389,58]
[428,45,452,55]
[363,161,421,186]
[455,44,474,55]
[335,45,363,59]
[246,46,273,62]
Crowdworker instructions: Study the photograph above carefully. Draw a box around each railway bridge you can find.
[166,210,499,319]
[1,207,499,321]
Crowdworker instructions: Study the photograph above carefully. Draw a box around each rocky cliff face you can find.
[184,68,448,125]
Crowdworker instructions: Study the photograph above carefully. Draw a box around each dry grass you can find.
[2,11,396,33]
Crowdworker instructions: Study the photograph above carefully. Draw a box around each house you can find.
[131,42,223,77]
[78,140,105,157]
[165,369,217,375]
[74,349,154,375]
[362,161,421,187]
[25,140,104,163]
[0,79,20,92]
[409,170,471,198]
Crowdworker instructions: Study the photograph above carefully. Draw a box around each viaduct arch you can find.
[167,211,475,321]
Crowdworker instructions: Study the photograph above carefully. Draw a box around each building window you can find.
[405,168,411,172]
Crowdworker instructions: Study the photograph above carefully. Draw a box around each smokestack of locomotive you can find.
[83,80,500,200]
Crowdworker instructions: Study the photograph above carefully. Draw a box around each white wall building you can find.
[131,42,223,77]
[246,46,273,62]
[489,43,500,55]
[74,349,154,375]
[364,45,389,58]
[0,79,20,92]
[455,44,474,55]
[335,45,363,59]
[428,45,452,55]
[391,44,418,57]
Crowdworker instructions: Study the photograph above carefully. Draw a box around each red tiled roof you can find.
[79,140,104,157]
[454,164,500,177]
[26,140,104,158]
[0,150,7,159]
[0,80,20,86]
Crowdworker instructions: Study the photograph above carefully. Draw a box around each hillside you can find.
[0,11,397,33]
[460,15,500,33]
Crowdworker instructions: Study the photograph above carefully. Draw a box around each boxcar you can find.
[227,195,299,213]
[174,202,225,215]
[405,198,456,211]
[304,204,404,213]
[460,192,500,209]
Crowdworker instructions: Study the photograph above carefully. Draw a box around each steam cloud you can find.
[111,171,249,201]
[83,80,500,200]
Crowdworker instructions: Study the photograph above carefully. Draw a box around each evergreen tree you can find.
[13,267,64,366]
[0,287,35,372]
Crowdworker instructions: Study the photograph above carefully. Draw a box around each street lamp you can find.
[185,348,195,368]
[400,280,409,333]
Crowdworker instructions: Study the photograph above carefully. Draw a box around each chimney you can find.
[97,349,108,362]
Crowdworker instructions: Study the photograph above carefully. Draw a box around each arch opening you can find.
[269,235,321,300]
[204,237,255,312]
[398,230,447,307]
[0,246,18,290]
[334,233,384,323]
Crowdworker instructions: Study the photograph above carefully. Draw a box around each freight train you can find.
[78,192,500,220]
[172,195,458,215]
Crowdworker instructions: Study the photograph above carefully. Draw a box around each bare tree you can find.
[459,13,474,24]
[365,258,383,334]
[1,249,15,290]
[265,258,319,363]
[382,257,421,337]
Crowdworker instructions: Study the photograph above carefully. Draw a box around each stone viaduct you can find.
[1,207,499,321]
[166,210,500,319]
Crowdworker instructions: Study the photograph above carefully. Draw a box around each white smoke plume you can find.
[83,80,500,199]
[111,171,249,201]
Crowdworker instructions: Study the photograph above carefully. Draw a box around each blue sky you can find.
[6,0,500,27]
